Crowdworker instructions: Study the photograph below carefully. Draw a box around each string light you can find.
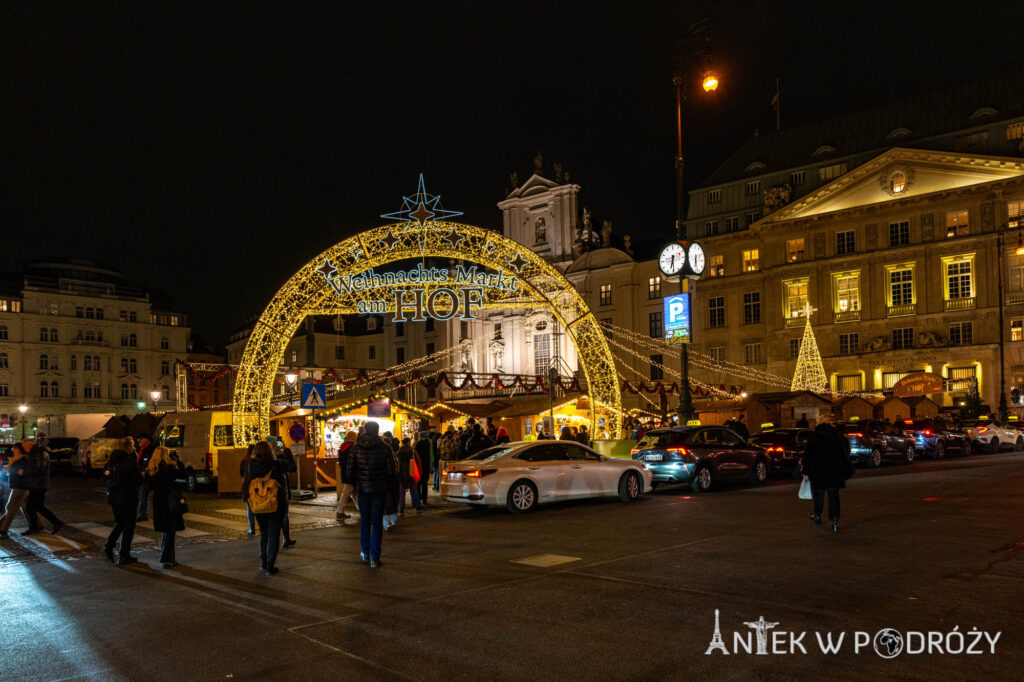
[791,304,829,393]
[233,214,622,444]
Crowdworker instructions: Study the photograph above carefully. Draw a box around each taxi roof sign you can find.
[761,422,774,430]
[686,419,701,426]
[1009,415,1020,422]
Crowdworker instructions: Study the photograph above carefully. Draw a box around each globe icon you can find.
[873,629,904,658]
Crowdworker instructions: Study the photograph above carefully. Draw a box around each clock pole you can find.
[674,61,694,424]
[677,277,694,424]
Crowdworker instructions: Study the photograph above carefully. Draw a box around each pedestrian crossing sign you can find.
[301,383,327,409]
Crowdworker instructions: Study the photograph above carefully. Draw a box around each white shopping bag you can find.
[798,475,812,500]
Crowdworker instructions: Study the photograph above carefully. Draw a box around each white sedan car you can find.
[441,441,653,513]
[963,420,1023,452]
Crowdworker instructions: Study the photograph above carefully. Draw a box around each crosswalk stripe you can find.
[70,522,154,544]
[182,513,250,532]
[21,533,87,552]
[218,508,325,524]
[135,519,210,537]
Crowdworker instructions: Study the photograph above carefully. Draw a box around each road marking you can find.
[218,508,326,524]
[182,513,250,532]
[512,554,581,567]
[69,522,154,544]
[136,519,211,537]
[20,533,87,552]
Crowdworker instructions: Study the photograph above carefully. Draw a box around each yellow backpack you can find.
[249,472,279,514]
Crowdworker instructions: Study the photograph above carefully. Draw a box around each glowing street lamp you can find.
[18,403,28,439]
[151,390,162,402]
[702,72,719,92]
[284,372,299,388]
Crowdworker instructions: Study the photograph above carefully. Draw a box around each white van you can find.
[73,437,121,475]
[153,411,234,491]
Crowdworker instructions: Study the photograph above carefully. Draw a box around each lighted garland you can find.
[233,209,622,443]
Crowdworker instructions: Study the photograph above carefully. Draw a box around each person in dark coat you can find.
[275,442,297,548]
[396,437,421,514]
[240,444,256,535]
[801,423,854,533]
[732,416,750,440]
[146,446,186,567]
[575,425,590,447]
[465,423,494,456]
[0,441,31,538]
[22,438,63,535]
[346,421,397,567]
[136,437,157,521]
[459,418,476,457]
[243,441,288,574]
[795,413,810,428]
[414,432,433,506]
[104,437,142,565]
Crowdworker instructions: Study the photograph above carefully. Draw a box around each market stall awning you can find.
[317,393,432,420]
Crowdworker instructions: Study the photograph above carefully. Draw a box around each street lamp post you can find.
[18,403,28,439]
[151,389,162,412]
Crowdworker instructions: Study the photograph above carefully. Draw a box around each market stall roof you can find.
[317,393,432,420]
[428,399,510,419]
[491,395,585,418]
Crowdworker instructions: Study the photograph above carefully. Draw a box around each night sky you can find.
[4,1,1018,345]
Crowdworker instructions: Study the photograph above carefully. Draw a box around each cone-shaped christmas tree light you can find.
[791,304,829,393]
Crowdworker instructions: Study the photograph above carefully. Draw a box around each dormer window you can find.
[812,145,836,157]
[744,161,766,172]
[887,127,912,139]
[890,171,907,194]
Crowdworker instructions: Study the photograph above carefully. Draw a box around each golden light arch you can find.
[232,219,622,444]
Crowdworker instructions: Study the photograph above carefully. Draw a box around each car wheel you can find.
[903,445,915,464]
[962,440,971,456]
[618,471,642,501]
[749,459,768,484]
[185,469,198,493]
[690,466,713,493]
[934,441,945,459]
[869,448,882,468]
[988,437,999,454]
[506,480,537,513]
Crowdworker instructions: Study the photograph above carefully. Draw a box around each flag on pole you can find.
[769,78,781,131]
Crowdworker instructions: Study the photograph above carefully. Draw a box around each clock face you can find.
[659,243,686,276]
[687,243,705,274]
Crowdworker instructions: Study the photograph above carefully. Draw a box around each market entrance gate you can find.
[232,178,621,444]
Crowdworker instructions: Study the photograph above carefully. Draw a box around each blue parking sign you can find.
[664,293,690,345]
[301,382,327,408]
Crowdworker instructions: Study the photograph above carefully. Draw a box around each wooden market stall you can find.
[745,391,833,429]
[874,396,913,422]
[834,395,877,422]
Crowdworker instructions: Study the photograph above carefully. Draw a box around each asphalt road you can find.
[2,451,1022,681]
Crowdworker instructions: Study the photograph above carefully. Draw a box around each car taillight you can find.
[630,449,640,455]
[849,433,863,438]
[465,469,497,478]
[924,430,932,436]
[666,447,689,455]
[977,427,988,434]
[205,452,213,470]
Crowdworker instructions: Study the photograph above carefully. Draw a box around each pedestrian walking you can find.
[243,441,288,575]
[276,441,297,548]
[575,424,590,447]
[136,437,157,522]
[465,423,494,456]
[414,431,433,506]
[22,437,64,535]
[336,430,359,524]
[346,421,397,567]
[103,436,142,565]
[240,444,256,535]
[801,422,855,533]
[146,446,186,567]
[396,437,421,513]
[0,441,32,538]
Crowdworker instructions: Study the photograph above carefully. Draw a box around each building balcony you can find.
[944,297,976,312]
[1006,291,1024,305]
[833,310,860,323]
[887,303,916,317]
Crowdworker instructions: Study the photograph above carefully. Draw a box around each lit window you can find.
[742,249,760,272]
[1010,201,1024,228]
[889,221,910,246]
[888,266,915,306]
[838,333,859,356]
[946,210,969,238]
[944,257,974,300]
[1012,319,1023,342]
[890,171,907,194]
[836,374,863,392]
[833,272,860,312]
[743,292,761,324]
[648,276,661,299]
[744,343,762,365]
[707,189,722,204]
[599,284,613,306]
[786,238,805,262]
[785,280,808,319]
[949,322,973,346]
[708,255,724,277]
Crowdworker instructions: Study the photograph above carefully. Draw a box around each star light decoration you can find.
[380,174,464,253]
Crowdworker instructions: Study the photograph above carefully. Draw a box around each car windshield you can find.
[635,430,691,449]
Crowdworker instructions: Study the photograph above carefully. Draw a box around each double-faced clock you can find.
[658,241,705,279]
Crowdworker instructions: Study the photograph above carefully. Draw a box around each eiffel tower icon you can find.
[704,609,730,655]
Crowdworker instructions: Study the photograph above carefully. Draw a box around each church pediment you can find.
[503,173,562,201]
[760,148,1024,224]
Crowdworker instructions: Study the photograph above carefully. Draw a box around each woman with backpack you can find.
[242,441,288,574]
[146,446,186,567]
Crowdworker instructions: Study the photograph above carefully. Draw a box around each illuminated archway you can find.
[232,186,621,444]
